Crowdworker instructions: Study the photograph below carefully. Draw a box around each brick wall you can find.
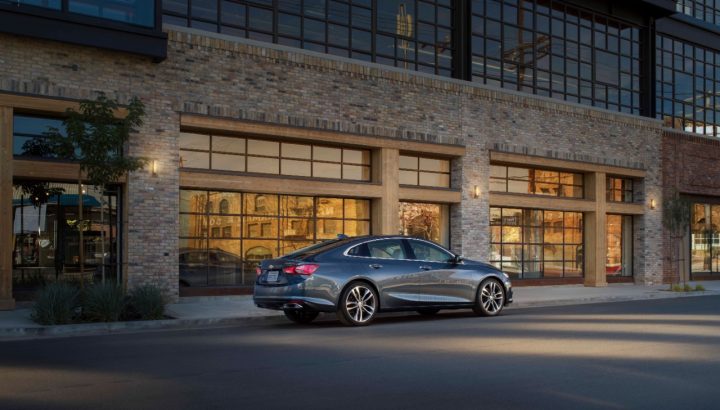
[0,25,668,296]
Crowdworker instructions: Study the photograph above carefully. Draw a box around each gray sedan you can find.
[254,236,513,326]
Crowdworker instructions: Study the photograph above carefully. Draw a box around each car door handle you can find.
[369,264,383,269]
[419,265,432,271]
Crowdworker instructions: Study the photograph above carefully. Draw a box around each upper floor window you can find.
[656,35,720,137]
[470,0,642,114]
[67,0,155,27]
[179,132,371,181]
[399,154,451,187]
[606,177,633,203]
[162,0,454,77]
[676,0,720,27]
[12,0,61,10]
[490,164,584,198]
[12,115,69,159]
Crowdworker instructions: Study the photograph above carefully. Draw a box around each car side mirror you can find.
[452,254,464,265]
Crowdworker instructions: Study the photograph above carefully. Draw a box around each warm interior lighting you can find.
[473,185,480,198]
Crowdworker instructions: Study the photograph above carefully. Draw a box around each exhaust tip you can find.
[283,302,304,310]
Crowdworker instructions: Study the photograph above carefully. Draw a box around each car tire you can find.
[416,308,440,316]
[337,281,378,326]
[284,310,319,324]
[473,278,505,317]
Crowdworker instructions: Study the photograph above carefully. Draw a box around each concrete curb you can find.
[1,290,718,341]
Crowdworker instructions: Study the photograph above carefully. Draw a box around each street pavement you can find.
[1,295,719,409]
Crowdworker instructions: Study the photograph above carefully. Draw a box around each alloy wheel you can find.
[474,279,505,316]
[340,283,377,325]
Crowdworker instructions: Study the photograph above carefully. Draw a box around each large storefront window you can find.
[399,155,451,188]
[163,0,454,76]
[470,0,642,114]
[691,203,720,274]
[11,181,121,292]
[606,214,632,277]
[490,207,583,279]
[180,133,371,181]
[398,202,449,246]
[180,190,371,287]
[656,35,720,137]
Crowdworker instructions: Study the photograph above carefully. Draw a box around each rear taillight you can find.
[255,267,262,276]
[283,264,319,275]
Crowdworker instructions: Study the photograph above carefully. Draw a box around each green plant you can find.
[81,283,126,322]
[127,285,166,320]
[695,284,706,291]
[683,284,693,292]
[671,284,684,292]
[662,191,692,288]
[31,283,79,325]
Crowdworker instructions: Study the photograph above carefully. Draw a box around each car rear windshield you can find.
[282,238,353,259]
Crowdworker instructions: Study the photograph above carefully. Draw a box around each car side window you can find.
[347,243,370,257]
[366,240,407,260]
[408,240,453,263]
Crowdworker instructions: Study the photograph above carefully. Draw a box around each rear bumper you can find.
[254,283,336,312]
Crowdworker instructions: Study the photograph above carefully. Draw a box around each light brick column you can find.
[0,106,16,310]
[584,172,608,287]
[372,148,400,235]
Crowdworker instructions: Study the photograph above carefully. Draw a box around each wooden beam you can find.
[584,172,608,287]
[180,170,384,198]
[488,192,596,212]
[606,202,646,215]
[12,160,127,183]
[374,148,400,235]
[0,92,127,116]
[180,114,466,157]
[0,106,16,310]
[490,151,647,178]
[399,187,462,203]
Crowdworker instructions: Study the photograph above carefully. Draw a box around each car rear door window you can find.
[366,239,407,260]
[408,240,453,262]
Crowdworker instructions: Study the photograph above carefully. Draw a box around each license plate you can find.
[266,271,279,282]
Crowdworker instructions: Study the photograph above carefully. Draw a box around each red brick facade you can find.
[661,130,720,283]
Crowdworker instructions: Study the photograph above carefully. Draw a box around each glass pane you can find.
[180,214,207,237]
[490,178,506,192]
[247,156,279,174]
[343,149,370,164]
[313,162,342,179]
[280,241,314,257]
[367,239,407,260]
[209,192,241,214]
[490,165,507,178]
[343,165,370,181]
[179,132,209,150]
[316,197,343,218]
[345,199,370,219]
[316,218,343,239]
[419,157,450,172]
[180,151,209,168]
[544,260,564,277]
[179,238,208,287]
[245,193,278,215]
[507,179,528,194]
[408,241,452,262]
[508,167,529,180]
[245,217,278,238]
[281,143,312,159]
[212,153,245,172]
[344,219,370,236]
[399,170,418,185]
[247,139,279,156]
[419,172,450,187]
[314,146,342,162]
[207,239,241,286]
[280,218,314,240]
[399,155,418,170]
[213,136,245,153]
[180,190,207,213]
[280,196,314,217]
[281,159,312,176]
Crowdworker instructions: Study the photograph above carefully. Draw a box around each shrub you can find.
[683,284,693,292]
[82,283,126,322]
[695,284,706,291]
[671,284,683,292]
[127,285,166,320]
[31,283,79,325]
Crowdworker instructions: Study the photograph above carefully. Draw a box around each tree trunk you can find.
[78,173,84,287]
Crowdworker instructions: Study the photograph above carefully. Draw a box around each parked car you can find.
[254,236,513,326]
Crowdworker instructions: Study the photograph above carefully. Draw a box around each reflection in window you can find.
[179,190,371,287]
[675,0,720,27]
[490,164,583,198]
[691,203,720,274]
[68,0,155,27]
[398,202,449,247]
[606,214,632,277]
[179,133,371,181]
[490,207,583,279]
[606,177,633,202]
[471,0,642,114]
[656,35,720,137]
[163,0,453,76]
[13,115,68,159]
[399,154,451,188]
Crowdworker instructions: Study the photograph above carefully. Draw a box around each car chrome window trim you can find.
[343,237,455,263]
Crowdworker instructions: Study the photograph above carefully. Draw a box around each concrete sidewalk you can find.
[1,281,719,340]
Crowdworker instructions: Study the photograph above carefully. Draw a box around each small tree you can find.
[46,93,147,283]
[662,190,691,287]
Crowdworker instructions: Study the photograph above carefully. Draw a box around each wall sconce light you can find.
[473,185,480,199]
[650,198,656,210]
[151,160,158,176]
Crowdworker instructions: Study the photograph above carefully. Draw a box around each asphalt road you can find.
[1,296,720,410]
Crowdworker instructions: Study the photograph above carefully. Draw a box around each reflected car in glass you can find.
[254,236,513,326]
[179,248,242,287]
